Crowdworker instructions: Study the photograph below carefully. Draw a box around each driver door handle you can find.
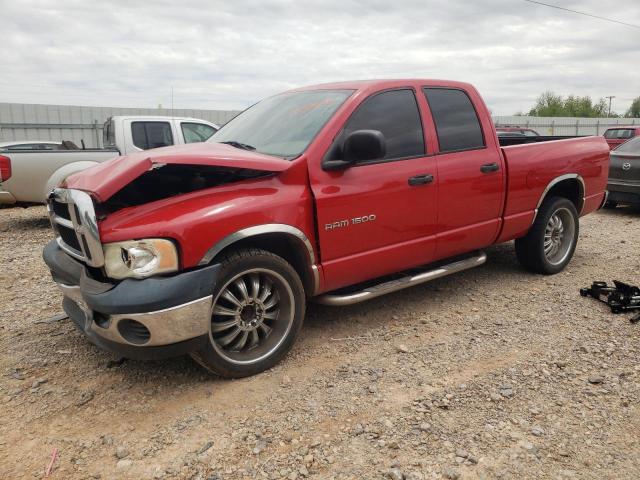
[408,174,434,186]
[480,162,500,173]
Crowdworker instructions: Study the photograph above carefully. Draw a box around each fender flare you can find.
[532,173,585,223]
[198,224,319,295]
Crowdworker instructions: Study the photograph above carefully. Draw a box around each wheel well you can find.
[543,179,583,213]
[211,233,316,297]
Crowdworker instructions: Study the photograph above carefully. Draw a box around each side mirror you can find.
[344,129,386,163]
[322,130,386,171]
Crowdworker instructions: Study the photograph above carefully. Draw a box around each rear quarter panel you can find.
[497,136,609,242]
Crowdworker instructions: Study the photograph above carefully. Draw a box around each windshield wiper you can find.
[219,140,256,151]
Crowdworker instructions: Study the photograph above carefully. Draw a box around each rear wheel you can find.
[191,249,305,378]
[515,196,579,275]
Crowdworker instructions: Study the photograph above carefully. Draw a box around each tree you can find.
[626,97,640,118]
[528,91,564,116]
[528,92,612,117]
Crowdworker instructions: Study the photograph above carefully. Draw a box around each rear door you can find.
[422,87,504,259]
[310,88,439,291]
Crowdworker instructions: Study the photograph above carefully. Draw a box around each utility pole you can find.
[171,87,174,117]
[605,95,615,117]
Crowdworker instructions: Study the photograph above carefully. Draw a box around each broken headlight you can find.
[103,239,179,280]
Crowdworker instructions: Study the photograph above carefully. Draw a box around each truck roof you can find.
[291,79,476,94]
[106,115,218,124]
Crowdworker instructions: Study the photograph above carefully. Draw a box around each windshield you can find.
[614,136,640,153]
[210,89,354,158]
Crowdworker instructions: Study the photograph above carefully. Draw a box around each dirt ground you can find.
[1,205,639,480]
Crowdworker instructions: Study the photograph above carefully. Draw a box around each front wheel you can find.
[191,248,305,378]
[515,196,579,275]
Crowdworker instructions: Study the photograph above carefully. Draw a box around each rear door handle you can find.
[408,174,434,186]
[480,162,500,173]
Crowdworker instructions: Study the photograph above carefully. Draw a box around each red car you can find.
[43,79,609,377]
[603,126,640,150]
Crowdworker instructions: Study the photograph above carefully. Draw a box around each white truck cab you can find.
[103,116,219,154]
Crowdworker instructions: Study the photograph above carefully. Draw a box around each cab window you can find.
[131,121,174,150]
[341,89,425,162]
[181,122,217,143]
[423,88,485,153]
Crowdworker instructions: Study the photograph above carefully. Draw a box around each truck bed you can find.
[496,136,609,243]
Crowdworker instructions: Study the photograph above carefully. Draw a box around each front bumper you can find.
[43,240,220,360]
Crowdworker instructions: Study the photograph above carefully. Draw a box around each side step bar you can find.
[314,251,487,306]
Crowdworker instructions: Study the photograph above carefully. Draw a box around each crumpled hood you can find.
[65,142,292,202]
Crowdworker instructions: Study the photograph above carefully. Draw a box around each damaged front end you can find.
[100,163,272,214]
[43,142,296,358]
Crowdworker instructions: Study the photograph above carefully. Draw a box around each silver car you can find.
[607,136,640,207]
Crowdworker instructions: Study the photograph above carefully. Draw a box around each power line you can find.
[522,0,640,30]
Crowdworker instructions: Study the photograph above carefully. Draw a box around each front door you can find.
[309,88,439,292]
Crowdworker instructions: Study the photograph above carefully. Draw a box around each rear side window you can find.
[423,88,485,153]
[131,121,174,150]
[181,122,217,143]
[343,89,425,162]
[605,129,634,139]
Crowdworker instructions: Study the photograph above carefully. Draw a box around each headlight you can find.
[103,239,179,280]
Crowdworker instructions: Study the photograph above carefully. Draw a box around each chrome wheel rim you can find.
[209,268,295,365]
[544,207,575,265]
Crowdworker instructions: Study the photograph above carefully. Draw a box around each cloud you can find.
[1,0,638,114]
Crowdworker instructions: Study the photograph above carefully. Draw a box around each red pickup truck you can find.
[43,79,610,377]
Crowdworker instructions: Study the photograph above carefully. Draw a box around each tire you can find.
[515,196,579,275]
[603,201,618,209]
[190,248,305,378]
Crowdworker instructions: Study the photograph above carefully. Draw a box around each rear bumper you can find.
[0,190,16,204]
[43,240,220,360]
[607,180,640,205]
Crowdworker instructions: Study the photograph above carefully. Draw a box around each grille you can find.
[51,199,71,220]
[47,188,104,267]
[58,224,82,251]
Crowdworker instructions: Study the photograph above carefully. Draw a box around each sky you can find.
[1,0,639,115]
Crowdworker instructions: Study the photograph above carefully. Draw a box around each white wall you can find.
[492,116,640,136]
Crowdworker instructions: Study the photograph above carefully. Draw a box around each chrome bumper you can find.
[58,282,212,347]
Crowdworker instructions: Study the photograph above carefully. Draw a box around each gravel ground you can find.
[1,205,639,480]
